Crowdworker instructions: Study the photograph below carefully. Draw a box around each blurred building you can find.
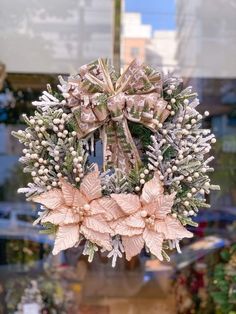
[122,13,177,74]
[122,12,152,68]
[147,30,177,74]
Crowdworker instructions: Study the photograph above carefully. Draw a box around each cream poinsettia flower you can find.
[111,172,193,261]
[33,165,119,255]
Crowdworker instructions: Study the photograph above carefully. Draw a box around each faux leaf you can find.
[53,225,80,255]
[111,193,141,214]
[33,189,64,210]
[143,228,163,261]
[122,235,144,261]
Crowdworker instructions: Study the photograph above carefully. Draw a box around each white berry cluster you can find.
[12,103,86,198]
[145,77,220,226]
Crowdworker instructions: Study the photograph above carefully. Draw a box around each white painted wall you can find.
[122,13,152,39]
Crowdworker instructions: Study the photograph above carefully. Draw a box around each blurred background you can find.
[0,0,236,313]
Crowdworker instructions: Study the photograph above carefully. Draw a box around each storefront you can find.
[0,0,236,313]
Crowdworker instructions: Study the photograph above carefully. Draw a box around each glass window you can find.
[16,214,37,224]
[0,210,10,220]
[130,47,140,57]
[0,0,235,312]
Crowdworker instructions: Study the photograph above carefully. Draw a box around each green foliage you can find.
[67,115,79,132]
[210,244,236,314]
[163,145,176,160]
[64,152,74,174]
[128,164,144,189]
[128,121,152,149]
[178,216,198,227]
[96,93,108,107]
[40,222,58,235]
[128,163,151,191]
[103,168,131,194]
[176,183,189,197]
[210,136,236,194]
[221,250,231,262]
[52,91,64,101]
[5,239,49,266]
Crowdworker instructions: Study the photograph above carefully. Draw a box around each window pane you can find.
[0,0,113,73]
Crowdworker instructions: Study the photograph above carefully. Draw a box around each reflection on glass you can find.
[0,0,235,312]
[0,0,113,74]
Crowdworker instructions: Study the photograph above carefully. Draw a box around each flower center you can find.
[140,210,148,218]
[83,203,91,211]
[72,203,91,220]
[141,211,155,228]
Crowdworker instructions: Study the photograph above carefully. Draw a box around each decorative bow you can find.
[66,59,169,171]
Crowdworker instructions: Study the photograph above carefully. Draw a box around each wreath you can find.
[13,59,219,266]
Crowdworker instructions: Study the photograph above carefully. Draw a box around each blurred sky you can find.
[125,0,175,30]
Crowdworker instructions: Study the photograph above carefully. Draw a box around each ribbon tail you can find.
[103,119,141,172]
[121,118,141,166]
[100,125,108,172]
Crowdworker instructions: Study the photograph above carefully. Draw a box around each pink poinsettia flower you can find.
[111,173,193,261]
[33,165,118,255]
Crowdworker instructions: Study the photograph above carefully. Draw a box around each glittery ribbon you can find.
[66,58,169,171]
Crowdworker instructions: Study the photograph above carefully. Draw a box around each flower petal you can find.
[80,169,102,202]
[143,228,163,261]
[109,217,124,231]
[111,193,141,215]
[80,225,112,250]
[73,190,87,208]
[41,208,80,226]
[122,235,144,261]
[95,197,124,221]
[154,216,193,240]
[52,225,80,255]
[60,179,76,207]
[140,172,164,205]
[32,189,64,210]
[154,193,176,219]
[89,199,106,216]
[115,220,143,236]
[124,213,145,229]
[83,216,112,233]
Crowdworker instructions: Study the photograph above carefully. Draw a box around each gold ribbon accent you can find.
[66,59,170,171]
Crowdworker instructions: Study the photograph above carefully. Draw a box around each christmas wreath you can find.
[13,59,219,266]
